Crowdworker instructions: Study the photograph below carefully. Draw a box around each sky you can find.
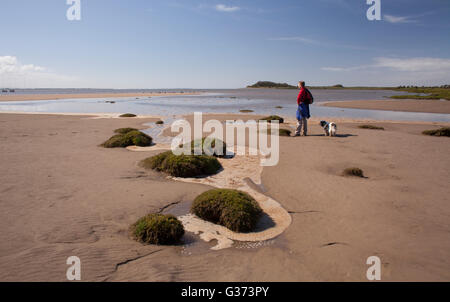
[0,0,449,89]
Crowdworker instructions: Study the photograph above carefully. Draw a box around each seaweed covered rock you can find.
[114,127,138,134]
[422,127,450,137]
[259,115,284,124]
[140,151,222,177]
[358,125,384,130]
[178,137,227,157]
[132,213,184,245]
[260,128,292,136]
[343,167,365,178]
[278,129,292,136]
[120,113,137,118]
[191,189,262,232]
[102,130,152,148]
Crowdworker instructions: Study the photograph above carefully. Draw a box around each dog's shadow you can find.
[335,133,357,138]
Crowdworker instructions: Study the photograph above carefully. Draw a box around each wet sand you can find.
[0,92,198,102]
[0,113,449,281]
[322,99,450,114]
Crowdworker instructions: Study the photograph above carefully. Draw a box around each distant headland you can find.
[247,81,297,89]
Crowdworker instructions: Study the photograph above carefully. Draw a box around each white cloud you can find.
[215,4,240,12]
[322,57,450,73]
[374,57,450,72]
[321,57,450,85]
[384,14,415,24]
[0,56,47,74]
[0,55,78,88]
[384,11,435,24]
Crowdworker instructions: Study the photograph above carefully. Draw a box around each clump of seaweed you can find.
[114,128,138,134]
[259,115,284,124]
[278,129,292,136]
[132,213,184,245]
[422,127,450,137]
[358,125,384,130]
[343,167,365,178]
[102,130,152,148]
[178,138,228,157]
[120,113,137,118]
[260,128,292,136]
[140,151,222,177]
[191,189,262,232]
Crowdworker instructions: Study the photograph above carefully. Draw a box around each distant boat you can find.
[9,89,15,93]
[1,88,7,93]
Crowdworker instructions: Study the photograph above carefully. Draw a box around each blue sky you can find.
[0,0,449,88]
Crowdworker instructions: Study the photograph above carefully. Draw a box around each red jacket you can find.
[297,88,308,106]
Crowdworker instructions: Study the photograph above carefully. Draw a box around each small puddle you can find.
[233,239,277,250]
[160,200,191,217]
[142,117,177,144]
[179,232,218,256]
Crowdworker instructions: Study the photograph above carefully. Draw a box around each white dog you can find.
[320,120,337,137]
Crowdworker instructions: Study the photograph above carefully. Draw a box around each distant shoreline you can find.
[322,99,450,114]
[0,91,199,102]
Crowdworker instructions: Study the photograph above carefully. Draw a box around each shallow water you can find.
[0,89,448,122]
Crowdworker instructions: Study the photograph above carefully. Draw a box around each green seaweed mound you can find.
[278,129,292,136]
[114,127,138,134]
[102,130,152,148]
[191,189,262,232]
[120,113,137,117]
[259,115,284,124]
[132,213,184,245]
[422,127,450,137]
[358,125,384,130]
[140,151,222,177]
[343,167,365,178]
[261,128,292,136]
[178,137,228,157]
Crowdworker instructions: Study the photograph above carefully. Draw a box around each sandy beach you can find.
[0,92,198,102]
[0,112,449,281]
[322,99,450,114]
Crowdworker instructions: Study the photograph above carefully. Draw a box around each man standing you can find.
[295,81,312,136]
